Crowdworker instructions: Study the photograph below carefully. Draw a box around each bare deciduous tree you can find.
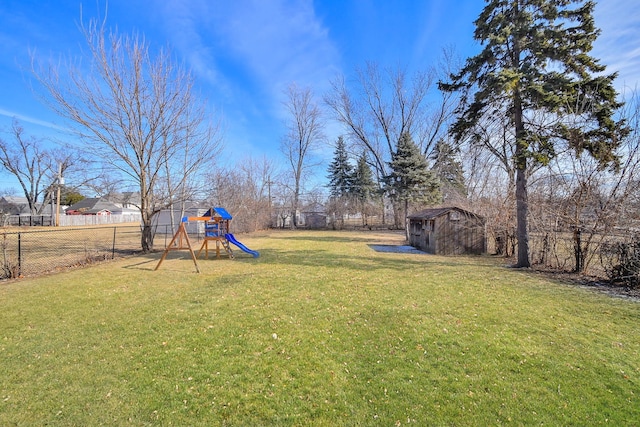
[0,120,50,215]
[0,120,77,216]
[33,18,222,252]
[206,156,277,232]
[325,61,456,228]
[281,83,324,228]
[530,91,640,274]
[325,62,453,180]
[161,111,222,232]
[80,164,128,200]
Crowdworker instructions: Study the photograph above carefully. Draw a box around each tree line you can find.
[1,1,638,281]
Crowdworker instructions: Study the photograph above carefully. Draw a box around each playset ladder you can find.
[196,237,234,260]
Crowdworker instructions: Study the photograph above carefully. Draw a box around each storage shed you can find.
[407,207,485,255]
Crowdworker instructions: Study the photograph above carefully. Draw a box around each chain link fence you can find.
[153,223,209,248]
[5,220,637,286]
[0,225,142,279]
[528,230,638,283]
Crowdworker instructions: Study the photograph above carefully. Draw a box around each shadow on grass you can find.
[254,247,495,272]
[124,248,262,272]
[267,234,402,244]
[128,238,496,274]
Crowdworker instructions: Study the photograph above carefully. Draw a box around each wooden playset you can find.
[154,207,258,273]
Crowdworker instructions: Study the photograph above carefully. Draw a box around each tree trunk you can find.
[573,227,583,273]
[511,17,530,267]
[515,161,530,267]
[139,184,154,253]
[292,192,299,229]
[404,198,409,241]
[514,94,530,267]
[141,221,153,253]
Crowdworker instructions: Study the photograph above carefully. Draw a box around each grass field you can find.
[1,229,639,426]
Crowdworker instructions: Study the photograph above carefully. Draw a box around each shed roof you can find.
[0,196,31,214]
[302,202,326,214]
[66,197,122,214]
[1,196,29,205]
[407,206,483,220]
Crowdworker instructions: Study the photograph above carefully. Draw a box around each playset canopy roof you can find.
[204,207,232,220]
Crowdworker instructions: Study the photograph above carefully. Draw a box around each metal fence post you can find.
[17,232,21,277]
[112,226,117,259]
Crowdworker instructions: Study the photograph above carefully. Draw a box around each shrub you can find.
[601,237,640,287]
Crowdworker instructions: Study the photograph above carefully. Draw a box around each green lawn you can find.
[1,230,638,426]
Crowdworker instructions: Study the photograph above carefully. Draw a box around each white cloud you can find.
[156,0,341,161]
[158,0,230,93]
[593,0,640,91]
[0,108,66,132]
[216,0,338,86]
[161,0,339,105]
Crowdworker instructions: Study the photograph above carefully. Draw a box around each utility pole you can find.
[266,177,275,228]
[56,163,64,227]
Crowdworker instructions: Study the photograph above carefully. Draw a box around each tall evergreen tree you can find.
[440,0,627,267]
[431,139,467,201]
[385,132,441,237]
[327,136,354,198]
[352,152,377,203]
[352,152,379,225]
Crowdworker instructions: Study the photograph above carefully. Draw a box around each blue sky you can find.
[0,0,639,192]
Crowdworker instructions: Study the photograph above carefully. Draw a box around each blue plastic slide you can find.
[225,233,260,258]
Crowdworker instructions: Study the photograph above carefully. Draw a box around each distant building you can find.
[302,203,327,229]
[0,196,32,215]
[66,197,122,215]
[154,205,210,234]
[105,192,141,209]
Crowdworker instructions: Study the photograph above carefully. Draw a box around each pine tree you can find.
[326,136,354,227]
[352,152,377,202]
[431,139,467,201]
[327,136,354,198]
[385,132,441,236]
[440,0,627,267]
[352,152,379,225]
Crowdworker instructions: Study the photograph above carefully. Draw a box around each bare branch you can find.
[281,83,325,228]
[32,16,222,251]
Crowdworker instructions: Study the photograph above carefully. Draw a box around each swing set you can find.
[155,207,258,273]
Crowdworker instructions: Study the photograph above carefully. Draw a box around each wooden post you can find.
[155,221,200,273]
